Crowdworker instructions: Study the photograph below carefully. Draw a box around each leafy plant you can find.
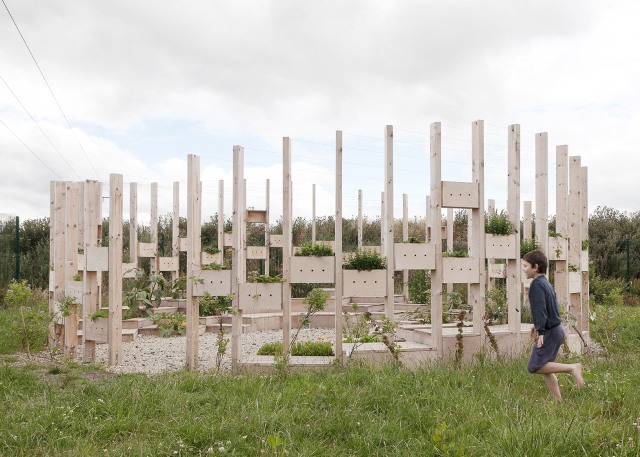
[89,309,109,320]
[485,211,514,235]
[582,239,589,251]
[568,264,578,272]
[202,245,220,255]
[247,272,285,283]
[198,293,236,371]
[485,285,507,325]
[122,269,165,317]
[403,237,424,243]
[77,248,84,254]
[150,312,187,337]
[343,249,386,271]
[442,250,468,258]
[5,280,51,356]
[72,274,82,281]
[57,295,78,318]
[520,238,540,255]
[294,241,334,256]
[257,341,334,356]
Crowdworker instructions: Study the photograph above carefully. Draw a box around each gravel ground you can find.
[75,328,337,375]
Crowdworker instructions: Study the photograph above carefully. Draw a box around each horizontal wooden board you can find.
[246,210,268,223]
[159,256,179,272]
[193,269,232,297]
[441,181,479,209]
[442,257,480,284]
[247,246,268,260]
[485,234,517,259]
[548,236,567,261]
[343,269,386,297]
[238,283,283,312]
[85,317,108,343]
[291,256,335,283]
[86,246,109,271]
[138,242,156,258]
[394,243,436,270]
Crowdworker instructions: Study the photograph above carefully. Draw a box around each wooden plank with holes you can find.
[489,263,506,278]
[138,242,156,258]
[485,234,517,259]
[193,269,232,296]
[548,236,567,261]
[66,281,83,302]
[343,270,386,297]
[393,243,436,270]
[442,257,480,284]
[270,234,283,248]
[200,252,222,266]
[441,181,479,209]
[246,246,268,260]
[158,257,179,272]
[238,283,283,312]
[569,271,582,294]
[290,256,335,283]
[85,317,108,344]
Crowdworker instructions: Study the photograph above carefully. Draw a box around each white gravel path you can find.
[76,328,337,375]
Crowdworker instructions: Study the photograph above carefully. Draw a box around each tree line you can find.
[1,206,638,297]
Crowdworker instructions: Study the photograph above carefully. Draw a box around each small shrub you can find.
[198,293,234,317]
[520,238,540,255]
[89,309,109,320]
[202,245,220,255]
[581,239,589,251]
[403,237,424,243]
[442,250,468,258]
[72,274,82,281]
[485,284,507,325]
[247,272,285,283]
[257,341,334,356]
[343,249,386,271]
[201,263,228,271]
[294,242,334,256]
[408,270,431,305]
[485,211,514,235]
[150,312,187,337]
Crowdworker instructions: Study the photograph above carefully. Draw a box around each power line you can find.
[2,0,100,180]
[0,118,63,179]
[0,73,82,179]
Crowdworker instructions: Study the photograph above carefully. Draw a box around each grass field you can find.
[0,304,639,456]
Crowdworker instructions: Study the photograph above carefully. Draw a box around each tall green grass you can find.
[1,296,640,455]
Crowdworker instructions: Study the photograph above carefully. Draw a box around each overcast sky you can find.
[1,1,639,226]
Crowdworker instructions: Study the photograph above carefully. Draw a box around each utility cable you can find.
[1,73,81,179]
[0,118,63,179]
[2,0,100,180]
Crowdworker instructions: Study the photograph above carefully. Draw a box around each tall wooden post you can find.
[64,182,79,358]
[150,182,159,272]
[282,139,292,357]
[580,166,589,334]
[507,124,521,334]
[402,193,409,301]
[425,196,431,242]
[129,183,137,265]
[430,122,443,354]
[218,180,224,254]
[231,147,245,371]
[469,120,485,333]
[523,201,532,242]
[186,155,201,371]
[108,174,123,366]
[172,182,180,281]
[384,126,394,320]
[335,131,344,361]
[265,179,271,276]
[83,180,102,362]
[555,146,569,317]
[535,133,549,258]
[358,189,363,250]
[312,183,316,244]
[568,156,582,333]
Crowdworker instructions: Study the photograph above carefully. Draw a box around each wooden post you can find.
[150,182,159,272]
[312,183,316,244]
[425,196,430,242]
[83,180,102,363]
[580,166,589,334]
[507,124,521,334]
[130,183,138,265]
[487,199,495,292]
[265,179,270,276]
[48,182,56,346]
[384,125,394,320]
[555,146,569,318]
[186,155,201,371]
[380,191,385,250]
[218,180,224,254]
[231,147,245,371]
[568,156,582,333]
[535,133,549,258]
[430,122,443,354]
[108,174,123,366]
[53,182,66,347]
[64,181,79,358]
[402,193,409,302]
[469,120,485,333]
[282,139,292,357]
[335,131,344,361]
[172,182,179,281]
[445,207,454,297]
[523,201,532,242]
[358,189,363,250]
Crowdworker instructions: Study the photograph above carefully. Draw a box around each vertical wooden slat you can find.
[54,182,66,346]
[186,155,201,371]
[172,181,179,281]
[568,156,582,333]
[555,146,569,317]
[282,139,292,357]
[535,133,549,257]
[48,182,57,346]
[218,180,224,253]
[335,131,344,361]
[469,120,485,333]
[384,126,394,320]
[507,124,521,334]
[265,179,270,276]
[83,180,101,362]
[358,189,363,250]
[523,201,532,242]
[231,147,244,371]
[430,122,443,354]
[402,193,409,301]
[580,166,589,333]
[425,196,430,242]
[487,199,496,292]
[150,182,158,272]
[108,174,123,366]
[130,183,138,265]
[64,182,79,358]
[312,183,316,244]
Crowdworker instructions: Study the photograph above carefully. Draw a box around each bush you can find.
[0,282,50,354]
[198,293,234,317]
[343,249,386,271]
[294,242,334,256]
[520,238,540,255]
[247,272,285,283]
[408,270,430,304]
[257,341,334,356]
[485,211,514,235]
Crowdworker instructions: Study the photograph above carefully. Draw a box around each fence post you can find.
[14,216,20,281]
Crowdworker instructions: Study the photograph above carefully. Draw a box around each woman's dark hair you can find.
[523,250,548,274]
